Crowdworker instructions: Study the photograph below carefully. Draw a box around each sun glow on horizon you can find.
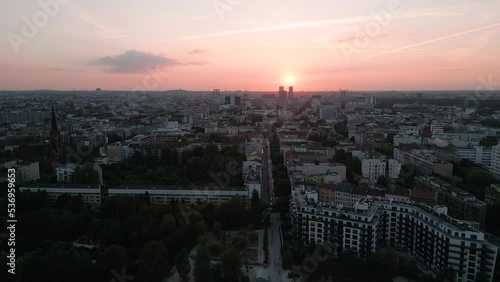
[285,75,294,84]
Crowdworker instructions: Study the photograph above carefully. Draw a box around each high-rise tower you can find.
[278,86,288,108]
[288,86,294,100]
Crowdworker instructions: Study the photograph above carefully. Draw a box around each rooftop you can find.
[109,184,246,191]
[22,183,100,189]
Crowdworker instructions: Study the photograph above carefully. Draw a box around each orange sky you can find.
[1,0,500,91]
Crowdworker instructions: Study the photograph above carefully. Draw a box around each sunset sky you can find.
[1,0,499,91]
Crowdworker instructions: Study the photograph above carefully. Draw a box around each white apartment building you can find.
[490,144,500,179]
[20,184,102,206]
[388,159,401,179]
[431,121,445,135]
[361,158,386,182]
[454,146,492,166]
[108,185,247,206]
[56,163,79,183]
[289,192,498,282]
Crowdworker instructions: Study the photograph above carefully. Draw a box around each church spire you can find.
[51,105,58,132]
[50,104,63,162]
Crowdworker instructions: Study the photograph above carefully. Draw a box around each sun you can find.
[285,76,294,84]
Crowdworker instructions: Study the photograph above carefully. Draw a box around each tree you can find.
[222,248,242,282]
[137,240,169,282]
[248,232,258,242]
[160,148,178,166]
[377,175,388,187]
[96,245,128,277]
[435,267,456,282]
[72,166,100,184]
[205,143,220,155]
[250,190,264,226]
[176,249,191,279]
[210,241,223,257]
[215,196,248,229]
[334,120,348,137]
[235,235,248,250]
[288,272,300,281]
[275,178,291,197]
[213,221,222,235]
[282,249,294,269]
[208,133,223,143]
[161,214,177,234]
[107,134,125,144]
[479,136,498,147]
[194,245,211,282]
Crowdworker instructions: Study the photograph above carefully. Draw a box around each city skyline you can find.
[1,0,500,91]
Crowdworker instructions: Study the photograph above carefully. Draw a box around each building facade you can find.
[20,184,101,206]
[108,185,247,206]
[361,158,386,183]
[415,176,487,229]
[490,145,500,179]
[485,184,500,205]
[289,191,498,282]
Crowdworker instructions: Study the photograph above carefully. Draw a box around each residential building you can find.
[319,106,338,120]
[319,183,336,203]
[151,122,184,146]
[399,150,453,178]
[388,159,401,179]
[20,184,101,206]
[100,145,132,163]
[431,121,445,135]
[490,145,500,179]
[289,191,498,282]
[485,184,500,205]
[287,161,347,182]
[108,185,247,206]
[415,176,487,229]
[454,146,492,166]
[56,163,79,183]
[362,158,386,183]
[14,160,40,184]
[245,181,262,199]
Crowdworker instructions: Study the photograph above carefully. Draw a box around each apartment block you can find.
[490,145,500,179]
[361,158,386,183]
[14,160,40,184]
[20,184,101,206]
[485,184,500,205]
[108,185,247,206]
[400,150,453,178]
[289,190,498,282]
[415,176,487,229]
[454,146,492,166]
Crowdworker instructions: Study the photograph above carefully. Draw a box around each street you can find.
[268,213,284,282]
[261,138,271,204]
